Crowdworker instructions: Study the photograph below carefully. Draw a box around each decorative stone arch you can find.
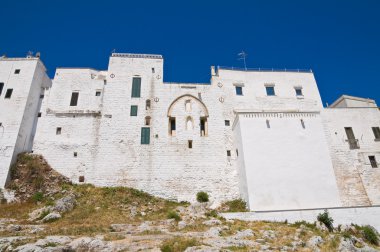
[167,94,209,118]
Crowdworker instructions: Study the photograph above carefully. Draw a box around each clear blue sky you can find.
[1,0,379,105]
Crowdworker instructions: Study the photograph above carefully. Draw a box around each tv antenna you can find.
[238,51,248,70]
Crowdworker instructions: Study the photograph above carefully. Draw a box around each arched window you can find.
[186,116,193,130]
[145,116,151,126]
[146,99,151,110]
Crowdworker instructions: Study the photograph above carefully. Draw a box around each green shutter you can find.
[141,127,150,144]
[130,105,138,116]
[132,77,141,97]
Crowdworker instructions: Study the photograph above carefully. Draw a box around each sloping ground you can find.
[6,153,71,202]
[0,153,379,251]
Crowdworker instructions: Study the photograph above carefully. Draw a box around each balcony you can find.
[346,139,360,150]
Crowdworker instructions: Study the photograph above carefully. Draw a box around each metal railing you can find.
[217,66,312,73]
[346,139,360,149]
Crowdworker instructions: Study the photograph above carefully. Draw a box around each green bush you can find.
[223,198,247,212]
[196,191,209,203]
[317,210,334,232]
[362,225,379,245]
[31,192,44,203]
[167,210,181,221]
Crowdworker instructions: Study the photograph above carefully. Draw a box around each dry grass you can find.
[40,184,186,236]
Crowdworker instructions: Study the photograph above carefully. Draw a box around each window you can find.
[130,105,138,116]
[236,149,239,156]
[372,127,380,140]
[188,140,193,149]
[146,99,151,110]
[40,94,44,99]
[131,77,141,97]
[345,127,359,149]
[56,127,62,135]
[70,92,79,106]
[235,86,243,96]
[369,156,378,168]
[5,89,13,99]
[74,152,78,157]
[200,117,207,136]
[169,117,176,136]
[227,150,231,157]
[295,87,303,96]
[266,119,270,128]
[141,127,150,144]
[301,119,305,129]
[152,68,155,73]
[0,83,3,96]
[145,116,151,126]
[225,120,230,126]
[37,112,42,117]
[79,176,85,182]
[95,91,101,96]
[266,86,275,96]
[14,69,20,74]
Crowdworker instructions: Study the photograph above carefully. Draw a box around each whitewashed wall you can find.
[0,58,51,187]
[233,112,341,211]
[322,107,380,206]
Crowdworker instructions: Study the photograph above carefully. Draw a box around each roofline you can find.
[329,95,376,108]
[217,66,313,73]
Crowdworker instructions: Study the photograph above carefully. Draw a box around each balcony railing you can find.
[346,139,360,149]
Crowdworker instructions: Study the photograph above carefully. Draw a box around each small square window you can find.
[130,105,138,116]
[40,94,44,99]
[295,88,303,96]
[369,156,378,168]
[56,127,62,135]
[227,150,231,157]
[225,120,230,126]
[37,112,42,117]
[95,91,101,96]
[372,127,380,140]
[5,89,13,99]
[70,92,79,106]
[235,86,243,96]
[14,69,20,74]
[266,86,275,96]
[188,140,193,149]
[79,176,85,182]
[74,152,78,157]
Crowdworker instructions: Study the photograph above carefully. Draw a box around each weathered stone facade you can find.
[0,53,379,211]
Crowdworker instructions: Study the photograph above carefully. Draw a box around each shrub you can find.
[222,198,247,212]
[205,210,218,218]
[161,237,198,252]
[317,210,334,232]
[196,191,209,203]
[167,210,181,221]
[31,192,44,203]
[362,225,379,245]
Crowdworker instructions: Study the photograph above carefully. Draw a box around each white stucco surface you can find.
[1,53,379,215]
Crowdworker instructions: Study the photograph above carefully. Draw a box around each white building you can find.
[0,56,51,187]
[1,53,379,213]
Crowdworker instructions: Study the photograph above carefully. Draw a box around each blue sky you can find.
[1,0,379,105]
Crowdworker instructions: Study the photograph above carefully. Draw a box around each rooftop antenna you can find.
[111,49,116,55]
[238,51,248,70]
[27,51,33,58]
